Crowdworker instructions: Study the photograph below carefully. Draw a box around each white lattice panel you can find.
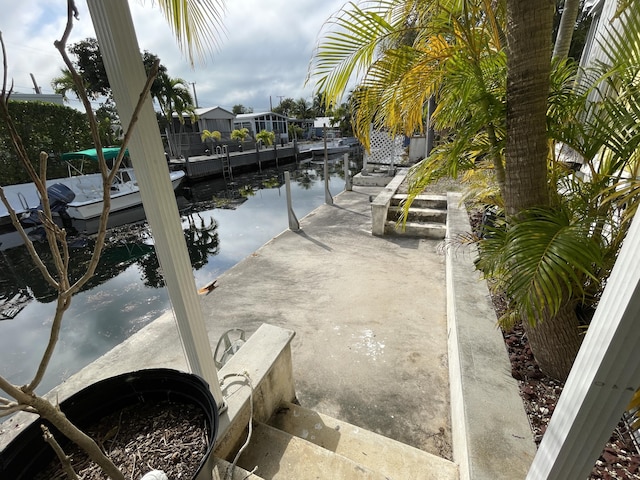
[364,127,404,166]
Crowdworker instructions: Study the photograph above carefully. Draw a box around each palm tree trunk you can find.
[505,0,584,381]
[523,300,583,381]
[553,0,582,60]
[504,0,554,215]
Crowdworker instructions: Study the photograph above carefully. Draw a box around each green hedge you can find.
[0,101,95,185]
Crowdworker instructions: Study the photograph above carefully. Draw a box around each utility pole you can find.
[30,73,42,94]
[191,82,199,108]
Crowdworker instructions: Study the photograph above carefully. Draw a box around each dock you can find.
[169,145,297,180]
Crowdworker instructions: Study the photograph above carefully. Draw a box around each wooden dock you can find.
[169,145,297,180]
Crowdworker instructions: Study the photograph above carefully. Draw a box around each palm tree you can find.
[256,129,275,146]
[553,0,584,60]
[309,0,507,193]
[154,72,197,157]
[308,0,640,380]
[476,3,640,379]
[51,68,84,101]
[201,129,221,154]
[294,97,314,119]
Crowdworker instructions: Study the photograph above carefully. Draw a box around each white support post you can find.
[343,153,352,191]
[284,171,299,231]
[87,0,224,409]
[323,125,333,205]
[526,210,640,478]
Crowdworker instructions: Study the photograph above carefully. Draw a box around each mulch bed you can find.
[501,320,640,479]
[34,401,208,480]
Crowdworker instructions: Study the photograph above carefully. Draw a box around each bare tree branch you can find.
[0,3,163,479]
[42,425,80,480]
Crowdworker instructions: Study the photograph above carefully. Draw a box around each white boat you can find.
[0,148,185,225]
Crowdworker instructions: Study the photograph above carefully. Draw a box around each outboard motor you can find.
[22,183,76,229]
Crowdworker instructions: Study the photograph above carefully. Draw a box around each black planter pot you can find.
[0,368,219,480]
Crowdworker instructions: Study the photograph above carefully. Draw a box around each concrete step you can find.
[387,205,447,224]
[384,220,447,239]
[236,421,388,479]
[267,402,459,480]
[213,457,266,480]
[390,194,447,210]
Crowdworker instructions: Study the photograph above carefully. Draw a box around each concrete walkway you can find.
[1,185,452,460]
[200,185,451,458]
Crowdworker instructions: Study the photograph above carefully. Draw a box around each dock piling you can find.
[285,171,300,231]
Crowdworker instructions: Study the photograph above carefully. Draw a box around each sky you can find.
[1,0,350,113]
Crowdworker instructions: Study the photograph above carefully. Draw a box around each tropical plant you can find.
[308,0,640,381]
[309,0,507,193]
[288,123,303,140]
[231,127,249,142]
[155,72,197,157]
[201,129,221,153]
[51,68,85,102]
[294,97,315,119]
[256,129,275,146]
[474,2,640,379]
[0,26,160,480]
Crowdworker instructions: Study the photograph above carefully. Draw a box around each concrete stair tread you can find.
[237,421,388,479]
[392,193,447,200]
[214,457,265,480]
[267,402,458,480]
[390,193,447,208]
[385,221,447,239]
[388,206,445,215]
[386,220,447,228]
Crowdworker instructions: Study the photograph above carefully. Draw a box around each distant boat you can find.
[298,138,360,160]
[0,147,185,226]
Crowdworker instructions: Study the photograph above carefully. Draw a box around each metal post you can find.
[343,153,352,191]
[225,147,233,180]
[274,143,279,169]
[284,171,299,231]
[323,125,333,205]
[87,0,224,410]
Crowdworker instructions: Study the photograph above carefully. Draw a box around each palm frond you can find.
[476,206,605,325]
[153,0,226,64]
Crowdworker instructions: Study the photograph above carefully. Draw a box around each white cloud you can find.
[1,0,348,112]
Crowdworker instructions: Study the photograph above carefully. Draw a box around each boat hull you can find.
[65,170,185,220]
[0,169,185,223]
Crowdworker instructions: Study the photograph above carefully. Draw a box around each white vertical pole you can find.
[343,153,352,191]
[284,171,299,231]
[526,210,640,479]
[87,0,224,409]
[323,125,333,205]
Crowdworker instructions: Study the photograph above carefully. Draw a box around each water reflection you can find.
[0,159,355,396]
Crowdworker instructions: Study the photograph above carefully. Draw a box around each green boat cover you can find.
[61,147,129,161]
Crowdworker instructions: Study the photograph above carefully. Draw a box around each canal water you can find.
[0,159,354,396]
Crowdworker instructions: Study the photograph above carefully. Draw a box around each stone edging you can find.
[446,192,536,480]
